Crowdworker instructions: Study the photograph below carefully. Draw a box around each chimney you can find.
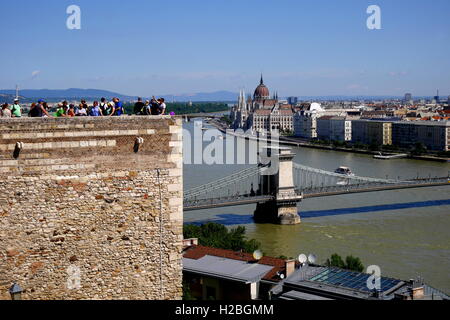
[285,259,296,278]
[183,238,199,248]
[411,286,425,300]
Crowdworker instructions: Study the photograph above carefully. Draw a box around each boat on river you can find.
[374,152,408,160]
[335,166,354,176]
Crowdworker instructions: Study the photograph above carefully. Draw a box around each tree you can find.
[437,151,450,158]
[368,141,380,151]
[184,223,261,253]
[182,281,196,301]
[326,253,346,269]
[381,144,399,152]
[345,255,365,272]
[325,253,364,272]
[123,102,229,115]
[220,115,232,125]
[411,142,427,156]
[332,140,348,148]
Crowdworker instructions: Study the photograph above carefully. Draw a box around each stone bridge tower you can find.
[254,147,302,225]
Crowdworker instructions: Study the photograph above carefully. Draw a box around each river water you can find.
[183,119,450,293]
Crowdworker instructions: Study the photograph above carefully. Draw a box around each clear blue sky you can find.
[1,0,449,97]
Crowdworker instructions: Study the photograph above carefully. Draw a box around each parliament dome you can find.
[254,75,270,100]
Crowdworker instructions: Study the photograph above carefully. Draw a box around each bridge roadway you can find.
[300,177,450,199]
[184,194,273,211]
[184,177,450,211]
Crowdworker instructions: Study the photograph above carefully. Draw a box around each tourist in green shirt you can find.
[55,103,67,117]
[10,99,22,117]
[55,108,65,117]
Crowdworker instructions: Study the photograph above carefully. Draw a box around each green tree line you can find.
[184,223,261,253]
[123,102,229,115]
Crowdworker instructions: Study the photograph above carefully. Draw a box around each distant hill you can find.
[0,88,135,102]
[2,88,424,104]
[0,93,35,104]
[296,95,405,101]
[0,89,238,103]
[161,91,238,102]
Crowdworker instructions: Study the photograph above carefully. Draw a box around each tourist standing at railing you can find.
[76,103,88,116]
[144,100,151,115]
[11,98,22,118]
[90,101,103,117]
[150,97,160,115]
[80,99,88,109]
[55,101,70,117]
[67,104,76,117]
[104,101,115,116]
[99,97,108,115]
[28,103,36,116]
[1,103,12,117]
[42,102,51,116]
[158,98,166,115]
[112,97,124,116]
[55,103,67,117]
[77,100,88,115]
[29,99,51,117]
[134,97,145,115]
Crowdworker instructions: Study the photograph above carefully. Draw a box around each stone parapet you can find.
[0,116,183,300]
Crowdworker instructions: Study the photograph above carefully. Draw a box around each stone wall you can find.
[0,116,183,300]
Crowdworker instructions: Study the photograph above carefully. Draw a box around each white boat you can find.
[373,152,408,160]
[335,166,354,176]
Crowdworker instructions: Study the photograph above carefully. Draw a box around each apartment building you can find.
[392,121,450,151]
[316,116,352,142]
[293,103,355,139]
[351,119,393,146]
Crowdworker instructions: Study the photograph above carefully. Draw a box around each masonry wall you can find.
[0,116,183,300]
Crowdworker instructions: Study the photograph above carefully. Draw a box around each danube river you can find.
[183,119,450,293]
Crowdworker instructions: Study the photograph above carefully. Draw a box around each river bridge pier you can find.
[254,147,303,225]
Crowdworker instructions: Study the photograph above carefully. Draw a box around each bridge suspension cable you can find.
[184,166,261,200]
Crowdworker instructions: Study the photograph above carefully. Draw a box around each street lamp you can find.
[9,283,23,300]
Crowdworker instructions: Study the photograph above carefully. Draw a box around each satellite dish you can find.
[253,250,263,260]
[308,254,317,264]
[298,254,307,264]
[276,272,285,280]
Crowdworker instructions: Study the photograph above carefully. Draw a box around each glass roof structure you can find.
[309,268,401,293]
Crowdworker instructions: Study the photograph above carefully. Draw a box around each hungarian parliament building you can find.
[229,76,295,133]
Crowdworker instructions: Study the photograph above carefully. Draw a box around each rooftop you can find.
[183,255,274,284]
[183,245,287,282]
[272,264,450,300]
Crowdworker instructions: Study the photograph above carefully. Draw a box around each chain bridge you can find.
[184,147,450,224]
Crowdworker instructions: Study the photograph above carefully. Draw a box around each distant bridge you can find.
[183,114,223,120]
[184,147,450,224]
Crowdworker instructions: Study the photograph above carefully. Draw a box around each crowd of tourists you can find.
[132,97,168,116]
[0,98,22,118]
[0,96,170,118]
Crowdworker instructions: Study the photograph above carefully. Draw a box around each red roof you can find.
[279,110,293,116]
[183,245,287,282]
[254,109,272,116]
